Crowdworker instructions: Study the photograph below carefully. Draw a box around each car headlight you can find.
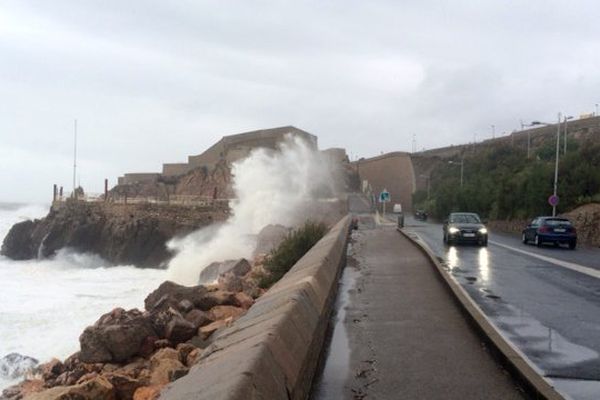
[479,228,488,234]
[449,227,459,234]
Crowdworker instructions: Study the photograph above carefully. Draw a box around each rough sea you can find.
[0,203,167,390]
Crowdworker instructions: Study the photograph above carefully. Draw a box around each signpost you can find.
[548,194,559,216]
[379,189,391,216]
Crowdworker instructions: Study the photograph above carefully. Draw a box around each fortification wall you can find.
[355,152,416,212]
[160,215,351,400]
[162,163,194,177]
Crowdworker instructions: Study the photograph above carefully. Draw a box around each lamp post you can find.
[529,113,562,216]
[563,115,573,154]
[448,159,464,188]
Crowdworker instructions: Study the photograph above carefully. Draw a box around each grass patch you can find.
[258,221,328,288]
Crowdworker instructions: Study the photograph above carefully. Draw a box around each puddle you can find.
[551,378,600,400]
[311,262,360,399]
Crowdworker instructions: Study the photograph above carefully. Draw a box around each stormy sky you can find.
[1,1,599,203]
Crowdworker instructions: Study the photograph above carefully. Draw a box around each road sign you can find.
[379,189,390,203]
[548,194,559,207]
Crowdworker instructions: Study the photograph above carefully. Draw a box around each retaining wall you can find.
[160,215,352,400]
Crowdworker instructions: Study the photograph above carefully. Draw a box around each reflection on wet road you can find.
[405,217,600,400]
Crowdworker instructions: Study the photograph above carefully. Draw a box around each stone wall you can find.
[355,152,416,212]
[160,215,351,400]
[162,163,194,177]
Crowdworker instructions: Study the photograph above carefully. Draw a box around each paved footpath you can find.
[339,222,526,399]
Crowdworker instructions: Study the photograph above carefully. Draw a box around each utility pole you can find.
[73,119,77,199]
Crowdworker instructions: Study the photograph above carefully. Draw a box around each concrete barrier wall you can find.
[160,215,352,400]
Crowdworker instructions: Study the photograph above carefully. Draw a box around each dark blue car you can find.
[522,217,577,249]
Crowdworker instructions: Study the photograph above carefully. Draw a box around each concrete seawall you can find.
[160,215,352,400]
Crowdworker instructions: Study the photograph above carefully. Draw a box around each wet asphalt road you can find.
[403,216,600,399]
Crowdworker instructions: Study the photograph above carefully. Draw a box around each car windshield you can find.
[450,214,481,223]
[544,218,572,226]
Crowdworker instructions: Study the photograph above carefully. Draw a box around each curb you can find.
[398,228,566,400]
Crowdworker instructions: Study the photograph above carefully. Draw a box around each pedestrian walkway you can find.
[337,223,526,399]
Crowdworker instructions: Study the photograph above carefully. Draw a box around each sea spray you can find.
[167,136,337,285]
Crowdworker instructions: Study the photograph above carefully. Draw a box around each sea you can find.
[0,202,167,390]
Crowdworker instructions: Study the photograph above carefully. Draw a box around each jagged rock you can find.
[175,344,196,365]
[165,317,196,344]
[0,202,227,267]
[217,271,243,292]
[199,290,240,310]
[144,281,209,312]
[234,292,255,309]
[149,349,187,386]
[184,309,213,329]
[253,224,290,257]
[79,308,157,363]
[0,353,39,379]
[184,348,203,367]
[210,305,245,321]
[25,376,115,400]
[1,379,44,400]
[0,220,36,260]
[199,259,251,284]
[133,385,164,400]
[177,299,194,313]
[38,359,63,382]
[198,319,230,340]
[104,373,142,400]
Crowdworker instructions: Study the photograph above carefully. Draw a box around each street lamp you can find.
[563,115,574,154]
[448,159,464,188]
[530,113,562,216]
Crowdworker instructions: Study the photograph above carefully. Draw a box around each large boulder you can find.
[79,308,157,363]
[0,220,37,260]
[144,281,209,312]
[198,259,251,284]
[0,352,39,379]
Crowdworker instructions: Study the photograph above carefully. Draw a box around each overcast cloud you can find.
[1,1,599,203]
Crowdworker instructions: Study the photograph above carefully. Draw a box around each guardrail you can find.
[52,194,230,208]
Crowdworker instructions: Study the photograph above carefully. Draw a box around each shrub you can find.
[258,221,328,288]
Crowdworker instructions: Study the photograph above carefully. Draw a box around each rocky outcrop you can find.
[0,353,38,379]
[0,201,228,267]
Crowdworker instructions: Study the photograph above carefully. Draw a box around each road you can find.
[402,215,600,400]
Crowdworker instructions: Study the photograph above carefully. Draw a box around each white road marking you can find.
[489,240,600,279]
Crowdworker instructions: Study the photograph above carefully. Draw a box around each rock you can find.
[186,335,210,349]
[0,220,36,260]
[148,307,181,338]
[0,353,39,379]
[25,376,115,400]
[133,385,164,400]
[234,292,254,310]
[165,317,196,344]
[199,290,239,310]
[0,201,227,267]
[210,305,245,321]
[153,339,173,349]
[149,349,186,386]
[177,299,194,313]
[175,344,196,365]
[217,272,243,292]
[199,259,251,284]
[114,357,149,382]
[39,359,63,381]
[198,319,230,340]
[253,224,290,257]
[144,281,208,312]
[184,348,203,367]
[184,309,213,329]
[1,379,44,400]
[79,308,157,363]
[104,373,142,400]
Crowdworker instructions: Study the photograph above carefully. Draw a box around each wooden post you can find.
[104,179,108,201]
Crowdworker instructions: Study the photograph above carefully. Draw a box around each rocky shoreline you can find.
[0,201,229,268]
[1,257,265,400]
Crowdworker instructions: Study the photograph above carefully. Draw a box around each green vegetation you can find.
[258,221,329,288]
[414,140,600,220]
